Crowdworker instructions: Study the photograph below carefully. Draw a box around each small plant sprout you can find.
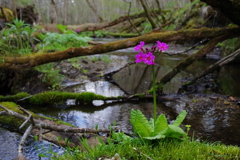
[130,41,188,141]
[185,125,191,134]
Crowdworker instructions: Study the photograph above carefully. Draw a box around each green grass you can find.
[53,135,240,160]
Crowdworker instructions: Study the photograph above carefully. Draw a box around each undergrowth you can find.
[54,135,240,160]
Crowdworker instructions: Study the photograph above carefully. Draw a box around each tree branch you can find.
[183,47,240,86]
[1,27,240,70]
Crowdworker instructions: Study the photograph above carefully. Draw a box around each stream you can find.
[1,41,240,159]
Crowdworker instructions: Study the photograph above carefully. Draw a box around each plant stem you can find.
[152,65,157,122]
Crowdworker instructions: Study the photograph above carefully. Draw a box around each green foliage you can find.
[140,21,152,34]
[130,109,187,141]
[34,63,63,90]
[130,109,153,138]
[37,32,91,51]
[0,92,30,102]
[54,132,240,160]
[56,24,68,33]
[101,55,112,63]
[79,30,108,38]
[37,24,91,52]
[218,37,240,56]
[0,19,39,55]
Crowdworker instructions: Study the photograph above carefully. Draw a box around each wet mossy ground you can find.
[0,101,74,129]
[0,91,107,105]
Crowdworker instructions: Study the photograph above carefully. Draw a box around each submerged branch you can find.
[183,47,240,86]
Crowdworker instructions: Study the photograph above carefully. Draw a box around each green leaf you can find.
[172,110,186,126]
[167,125,186,139]
[130,109,153,138]
[144,134,166,140]
[38,154,47,157]
[154,114,168,135]
[149,118,154,129]
[56,24,67,33]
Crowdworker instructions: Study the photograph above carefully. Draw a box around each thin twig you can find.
[17,124,33,160]
[175,38,208,54]
[18,105,35,126]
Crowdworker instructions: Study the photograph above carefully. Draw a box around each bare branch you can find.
[0,111,7,116]
[17,124,33,160]
[18,105,35,127]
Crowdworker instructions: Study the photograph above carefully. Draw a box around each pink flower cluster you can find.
[75,29,81,33]
[134,41,168,65]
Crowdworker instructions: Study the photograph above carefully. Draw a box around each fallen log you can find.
[0,102,111,160]
[1,27,240,70]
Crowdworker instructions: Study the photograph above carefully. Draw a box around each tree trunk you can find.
[63,0,68,25]
[50,0,58,24]
[85,0,104,23]
[201,0,240,26]
[1,27,240,70]
[139,0,157,29]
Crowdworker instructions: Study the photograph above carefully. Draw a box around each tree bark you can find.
[85,0,104,23]
[63,0,68,25]
[201,0,240,26]
[139,0,157,29]
[1,27,240,70]
[50,0,58,24]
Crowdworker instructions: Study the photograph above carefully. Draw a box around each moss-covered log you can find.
[0,102,109,151]
[0,91,174,105]
[1,27,240,70]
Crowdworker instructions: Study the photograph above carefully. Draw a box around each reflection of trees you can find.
[59,110,76,124]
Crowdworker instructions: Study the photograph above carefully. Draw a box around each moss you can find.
[134,94,145,98]
[0,92,30,102]
[76,92,106,103]
[0,102,26,128]
[28,91,106,105]
[29,91,76,105]
[0,91,107,105]
[0,102,74,128]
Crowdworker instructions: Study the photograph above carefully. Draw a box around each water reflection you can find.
[112,54,217,94]
[65,80,126,97]
[32,102,170,133]
[0,127,63,160]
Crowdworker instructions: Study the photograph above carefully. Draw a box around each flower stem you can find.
[152,65,157,122]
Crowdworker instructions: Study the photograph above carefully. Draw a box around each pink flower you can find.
[156,41,168,51]
[134,41,145,51]
[135,52,147,63]
[144,52,155,65]
[75,29,81,33]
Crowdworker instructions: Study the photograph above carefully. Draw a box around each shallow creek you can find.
[1,42,240,159]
